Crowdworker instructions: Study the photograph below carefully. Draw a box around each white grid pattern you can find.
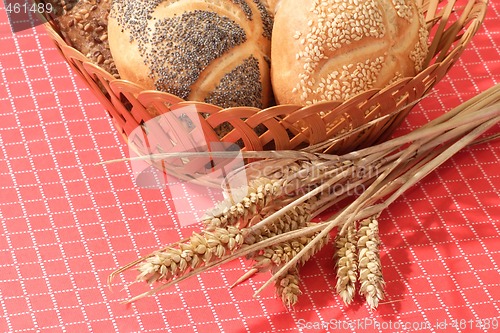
[0,1,499,332]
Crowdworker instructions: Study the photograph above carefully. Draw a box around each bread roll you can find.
[271,0,429,105]
[48,0,119,77]
[108,0,274,109]
[265,0,281,14]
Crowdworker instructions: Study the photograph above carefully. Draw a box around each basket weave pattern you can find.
[41,0,487,156]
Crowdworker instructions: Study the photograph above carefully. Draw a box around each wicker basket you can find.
[39,0,487,183]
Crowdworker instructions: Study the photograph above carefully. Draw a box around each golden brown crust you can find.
[271,0,428,106]
[108,0,273,109]
[48,0,119,77]
[265,0,281,14]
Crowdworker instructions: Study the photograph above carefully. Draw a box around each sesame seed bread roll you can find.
[271,0,429,105]
[108,0,274,109]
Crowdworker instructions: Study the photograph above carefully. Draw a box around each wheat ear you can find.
[203,177,285,229]
[275,267,302,309]
[136,226,245,284]
[334,221,359,305]
[109,86,500,305]
[357,216,385,309]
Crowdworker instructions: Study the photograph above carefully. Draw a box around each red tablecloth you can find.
[1,2,499,332]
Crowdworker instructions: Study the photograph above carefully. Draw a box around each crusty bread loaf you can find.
[47,0,119,77]
[108,0,274,109]
[271,0,429,105]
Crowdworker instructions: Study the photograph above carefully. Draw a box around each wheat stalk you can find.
[257,107,500,297]
[109,85,500,307]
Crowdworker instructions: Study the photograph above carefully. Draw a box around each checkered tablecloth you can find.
[0,1,499,332]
